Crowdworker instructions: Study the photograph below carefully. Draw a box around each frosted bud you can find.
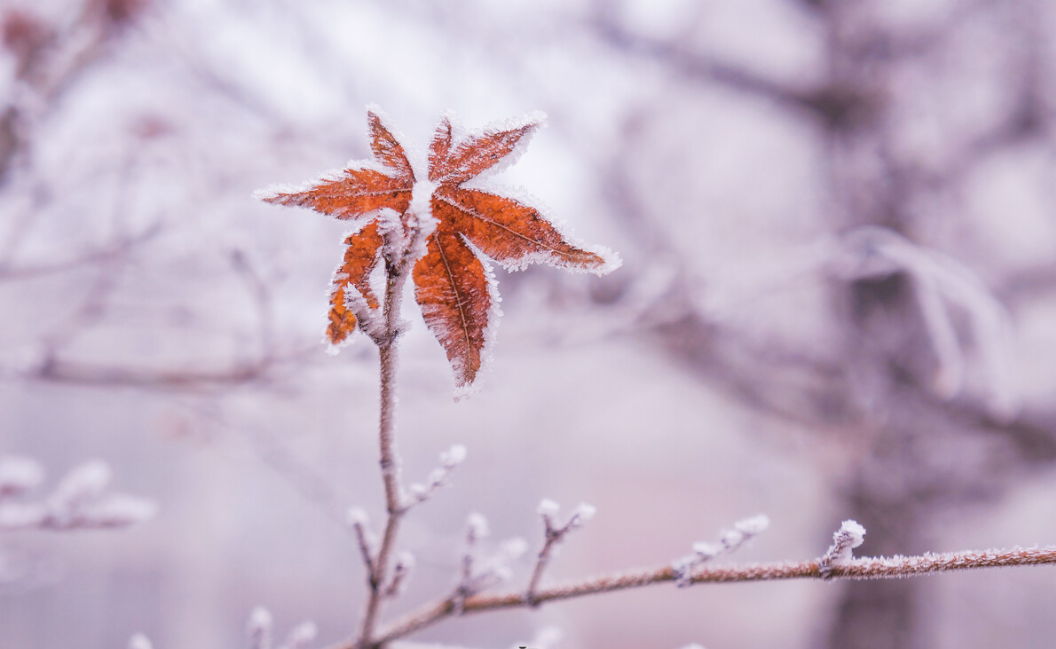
[838,520,866,549]
[720,528,745,548]
[375,207,403,235]
[734,514,769,536]
[692,542,721,559]
[442,444,467,466]
[0,456,44,497]
[571,503,596,525]
[499,537,529,559]
[825,519,867,566]
[50,461,111,509]
[395,550,417,570]
[346,507,369,528]
[467,512,489,539]
[127,633,153,649]
[284,621,318,649]
[247,606,273,648]
[537,499,560,517]
[409,483,428,498]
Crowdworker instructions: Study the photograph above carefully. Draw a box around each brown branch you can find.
[344,545,1056,648]
[355,222,421,648]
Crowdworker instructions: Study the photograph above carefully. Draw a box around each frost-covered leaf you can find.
[259,107,619,389]
[413,229,493,385]
[328,222,384,345]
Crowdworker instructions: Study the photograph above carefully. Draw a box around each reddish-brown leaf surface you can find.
[327,221,383,344]
[259,108,618,388]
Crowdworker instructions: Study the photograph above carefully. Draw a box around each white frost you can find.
[537,498,560,517]
[127,634,153,649]
[441,444,467,466]
[346,507,369,527]
[734,514,770,536]
[0,456,44,497]
[49,460,112,511]
[571,502,597,525]
[839,519,866,548]
[467,512,490,539]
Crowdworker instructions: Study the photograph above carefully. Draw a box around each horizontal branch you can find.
[358,545,1056,647]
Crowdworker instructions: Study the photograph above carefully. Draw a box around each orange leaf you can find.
[262,168,411,221]
[327,221,384,345]
[368,110,415,181]
[433,186,609,271]
[260,108,619,388]
[413,231,492,387]
[428,115,540,184]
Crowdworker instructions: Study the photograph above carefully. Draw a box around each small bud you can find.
[692,542,720,559]
[571,503,596,525]
[346,507,369,528]
[839,520,866,548]
[720,528,745,548]
[442,444,467,466]
[537,499,560,517]
[467,512,489,539]
[247,607,272,649]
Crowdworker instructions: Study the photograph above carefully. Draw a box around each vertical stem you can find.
[357,259,411,649]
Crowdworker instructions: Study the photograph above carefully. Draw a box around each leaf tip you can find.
[587,245,622,276]
[253,184,295,205]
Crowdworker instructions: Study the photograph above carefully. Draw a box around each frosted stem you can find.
[356,251,413,649]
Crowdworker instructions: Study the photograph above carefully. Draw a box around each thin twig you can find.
[332,545,1056,648]
[348,509,376,582]
[525,501,594,605]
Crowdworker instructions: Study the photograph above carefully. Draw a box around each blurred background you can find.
[2,0,1056,647]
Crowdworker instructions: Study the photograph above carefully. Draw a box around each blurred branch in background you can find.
[2,0,1056,648]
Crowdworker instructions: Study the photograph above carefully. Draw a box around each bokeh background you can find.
[2,0,1056,647]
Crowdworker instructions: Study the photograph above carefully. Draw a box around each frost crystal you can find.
[822,519,868,571]
[537,498,560,517]
[839,520,866,548]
